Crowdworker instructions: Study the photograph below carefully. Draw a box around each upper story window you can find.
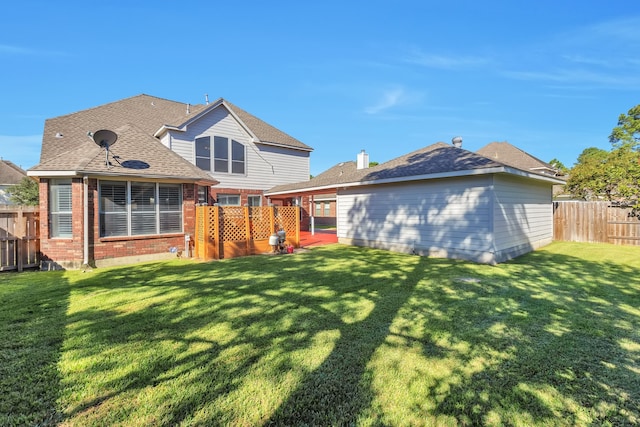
[196,135,246,175]
[195,136,211,171]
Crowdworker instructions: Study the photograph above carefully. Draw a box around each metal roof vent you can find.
[452,136,463,148]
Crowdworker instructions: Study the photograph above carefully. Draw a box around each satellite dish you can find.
[91,129,118,167]
[92,129,118,148]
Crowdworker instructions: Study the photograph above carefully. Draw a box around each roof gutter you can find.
[255,140,314,152]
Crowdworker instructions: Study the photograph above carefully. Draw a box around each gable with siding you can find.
[162,101,311,190]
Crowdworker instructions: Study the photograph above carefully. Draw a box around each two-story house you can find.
[28,94,313,269]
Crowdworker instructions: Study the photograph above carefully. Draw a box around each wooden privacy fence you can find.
[553,201,640,245]
[195,206,300,260]
[0,206,40,272]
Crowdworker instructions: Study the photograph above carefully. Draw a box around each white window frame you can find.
[213,136,246,175]
[49,179,73,238]
[195,136,211,171]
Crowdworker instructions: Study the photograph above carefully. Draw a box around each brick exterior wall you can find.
[39,178,199,269]
[39,178,85,269]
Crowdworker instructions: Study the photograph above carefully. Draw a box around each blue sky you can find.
[1,1,639,176]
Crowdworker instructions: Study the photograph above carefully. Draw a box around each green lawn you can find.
[1,242,639,426]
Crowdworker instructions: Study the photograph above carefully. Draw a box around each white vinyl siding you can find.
[168,105,310,190]
[49,179,73,238]
[336,173,554,264]
[492,175,553,256]
[337,176,494,259]
[99,181,183,237]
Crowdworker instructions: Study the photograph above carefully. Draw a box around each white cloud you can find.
[403,48,490,70]
[364,87,412,115]
[0,43,68,57]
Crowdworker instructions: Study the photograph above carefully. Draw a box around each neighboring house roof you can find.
[27,94,312,181]
[266,142,565,196]
[476,141,561,177]
[0,159,27,185]
[0,160,28,205]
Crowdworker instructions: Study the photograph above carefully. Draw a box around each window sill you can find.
[99,233,185,243]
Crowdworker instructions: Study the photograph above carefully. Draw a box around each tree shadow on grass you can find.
[59,245,434,425]
[418,247,640,426]
[0,270,70,425]
[54,243,640,426]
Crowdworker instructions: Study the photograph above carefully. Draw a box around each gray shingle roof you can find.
[0,160,27,185]
[476,141,557,175]
[31,123,216,183]
[267,143,508,194]
[29,94,310,180]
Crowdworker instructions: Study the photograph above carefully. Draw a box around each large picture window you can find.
[99,180,182,237]
[49,179,72,238]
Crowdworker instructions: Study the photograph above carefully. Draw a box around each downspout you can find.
[83,175,89,267]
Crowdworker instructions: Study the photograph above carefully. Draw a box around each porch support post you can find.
[310,194,315,235]
[83,175,89,267]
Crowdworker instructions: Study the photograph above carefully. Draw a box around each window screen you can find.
[195,136,211,171]
[50,179,72,238]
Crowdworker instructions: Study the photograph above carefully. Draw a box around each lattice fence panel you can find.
[250,207,272,240]
[221,206,246,242]
[276,206,298,235]
[207,207,218,240]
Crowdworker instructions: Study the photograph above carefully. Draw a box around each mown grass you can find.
[1,241,639,426]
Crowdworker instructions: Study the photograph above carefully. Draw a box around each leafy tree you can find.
[7,177,39,206]
[548,158,569,175]
[567,104,640,206]
[566,148,609,201]
[609,104,640,149]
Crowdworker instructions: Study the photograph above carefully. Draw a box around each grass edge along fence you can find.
[553,201,640,245]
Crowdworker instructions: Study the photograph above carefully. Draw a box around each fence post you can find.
[213,206,221,259]
[16,208,24,272]
[244,206,251,255]
[295,206,300,247]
